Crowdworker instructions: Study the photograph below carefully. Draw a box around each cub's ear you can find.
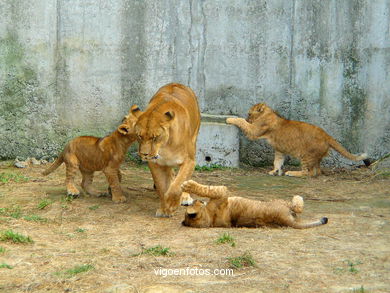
[130,104,142,117]
[165,111,175,121]
[117,124,130,135]
[257,103,266,112]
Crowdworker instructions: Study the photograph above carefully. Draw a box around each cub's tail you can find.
[327,136,369,164]
[42,153,64,176]
[291,195,304,214]
[292,217,328,229]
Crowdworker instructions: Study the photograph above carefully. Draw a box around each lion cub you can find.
[227,103,369,177]
[181,180,328,229]
[42,105,142,202]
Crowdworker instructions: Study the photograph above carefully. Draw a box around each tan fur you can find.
[134,83,201,217]
[42,105,142,202]
[181,180,328,229]
[227,103,367,177]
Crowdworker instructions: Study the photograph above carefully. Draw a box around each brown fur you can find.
[181,180,328,229]
[227,103,367,177]
[42,105,142,202]
[134,83,201,217]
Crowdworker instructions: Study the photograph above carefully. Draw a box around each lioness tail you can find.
[327,136,367,162]
[42,153,64,176]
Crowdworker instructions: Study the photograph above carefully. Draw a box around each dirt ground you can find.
[0,160,389,293]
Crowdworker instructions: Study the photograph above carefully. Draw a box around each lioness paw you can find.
[226,118,236,124]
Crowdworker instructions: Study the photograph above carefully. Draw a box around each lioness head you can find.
[246,103,273,123]
[117,105,143,135]
[135,109,175,161]
[182,200,210,228]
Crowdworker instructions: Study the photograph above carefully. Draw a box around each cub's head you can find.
[117,105,143,136]
[246,103,274,123]
[182,200,210,228]
[134,108,175,161]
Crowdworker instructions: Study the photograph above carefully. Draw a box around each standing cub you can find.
[181,180,328,229]
[42,105,142,202]
[227,103,369,177]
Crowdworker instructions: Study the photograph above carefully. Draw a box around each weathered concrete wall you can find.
[1,0,389,166]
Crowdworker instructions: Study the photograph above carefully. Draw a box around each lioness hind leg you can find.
[268,151,285,176]
[64,156,80,198]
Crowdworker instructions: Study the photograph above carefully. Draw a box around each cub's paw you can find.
[226,117,237,124]
[181,180,199,193]
[180,192,194,206]
[67,188,80,199]
[112,195,127,203]
[155,209,172,218]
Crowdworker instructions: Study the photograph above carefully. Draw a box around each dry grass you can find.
[0,161,389,292]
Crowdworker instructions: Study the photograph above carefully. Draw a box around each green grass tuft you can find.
[136,245,174,257]
[216,233,236,247]
[75,228,86,233]
[88,205,100,211]
[23,214,47,222]
[0,229,33,244]
[0,263,13,269]
[195,164,230,172]
[0,172,29,184]
[55,264,94,278]
[37,199,52,210]
[0,206,22,219]
[0,246,5,254]
[227,252,256,269]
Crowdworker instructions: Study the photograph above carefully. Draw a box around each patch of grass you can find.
[135,245,174,257]
[352,286,367,293]
[0,172,29,184]
[0,263,13,269]
[75,228,86,233]
[126,152,143,164]
[0,206,22,219]
[37,199,52,210]
[23,214,47,222]
[0,229,33,244]
[0,246,5,254]
[195,164,229,172]
[227,252,256,269]
[55,264,94,278]
[334,260,363,274]
[216,233,236,247]
[88,205,100,210]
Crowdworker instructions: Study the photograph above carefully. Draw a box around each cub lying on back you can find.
[227,103,369,177]
[42,105,142,202]
[181,180,328,229]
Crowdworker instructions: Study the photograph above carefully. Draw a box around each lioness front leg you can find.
[181,180,228,199]
[226,117,266,140]
[103,167,126,203]
[160,159,196,217]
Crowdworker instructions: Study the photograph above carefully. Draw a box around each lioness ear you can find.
[118,124,130,135]
[165,111,175,121]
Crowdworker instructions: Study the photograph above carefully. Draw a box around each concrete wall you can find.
[1,0,389,165]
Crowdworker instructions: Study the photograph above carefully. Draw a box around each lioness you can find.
[227,103,369,177]
[133,83,201,217]
[181,180,328,229]
[42,105,142,202]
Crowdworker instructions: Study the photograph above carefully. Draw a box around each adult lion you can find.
[227,103,369,177]
[133,83,201,217]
